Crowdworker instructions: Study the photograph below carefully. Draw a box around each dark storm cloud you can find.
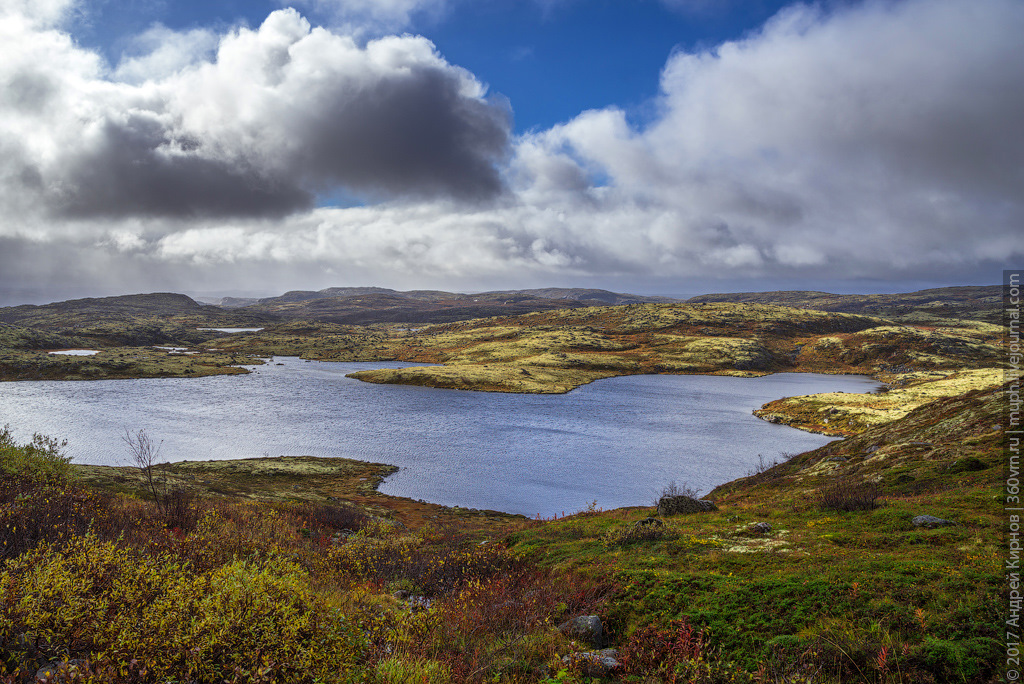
[295,67,509,201]
[54,116,314,218]
[0,8,510,221]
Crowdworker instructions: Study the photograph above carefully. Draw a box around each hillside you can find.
[0,292,273,336]
[0,293,272,380]
[688,285,1002,323]
[224,287,678,324]
[504,380,1006,682]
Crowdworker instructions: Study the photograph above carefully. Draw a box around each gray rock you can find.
[828,457,848,462]
[562,649,621,676]
[635,517,664,528]
[657,495,717,516]
[750,522,772,534]
[558,615,603,648]
[36,659,89,682]
[913,515,955,529]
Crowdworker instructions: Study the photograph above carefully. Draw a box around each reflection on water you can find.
[0,358,879,517]
[197,327,264,333]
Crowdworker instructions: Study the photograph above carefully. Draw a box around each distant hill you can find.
[0,292,273,331]
[687,285,1002,322]
[229,286,679,324]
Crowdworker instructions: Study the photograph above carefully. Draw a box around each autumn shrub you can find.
[601,519,675,546]
[0,534,370,683]
[0,473,150,560]
[816,479,880,512]
[172,502,320,569]
[619,619,748,684]
[289,500,371,532]
[0,425,72,482]
[385,566,613,682]
[375,656,451,684]
[331,523,523,596]
[161,488,202,533]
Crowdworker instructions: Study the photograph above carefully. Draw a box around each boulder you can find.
[913,515,955,529]
[562,649,621,676]
[749,522,772,534]
[36,659,89,682]
[558,615,603,648]
[657,495,717,516]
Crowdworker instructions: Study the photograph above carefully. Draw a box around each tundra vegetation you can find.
[0,376,1006,682]
[0,285,1008,682]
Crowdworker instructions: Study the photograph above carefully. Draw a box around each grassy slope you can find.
[47,380,1007,682]
[507,382,1007,681]
[74,456,524,532]
[755,367,1005,435]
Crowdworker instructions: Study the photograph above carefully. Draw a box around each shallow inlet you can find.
[0,357,879,518]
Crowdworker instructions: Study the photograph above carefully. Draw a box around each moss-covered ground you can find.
[0,375,1009,682]
[0,295,1009,682]
[209,303,1005,400]
[0,345,260,381]
[75,455,525,532]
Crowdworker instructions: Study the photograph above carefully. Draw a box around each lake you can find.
[0,357,879,517]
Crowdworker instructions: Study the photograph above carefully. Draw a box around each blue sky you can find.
[75,0,797,133]
[0,0,1020,302]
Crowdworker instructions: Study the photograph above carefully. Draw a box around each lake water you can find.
[0,358,879,517]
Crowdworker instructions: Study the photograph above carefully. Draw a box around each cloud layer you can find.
[1,6,510,221]
[0,0,1021,301]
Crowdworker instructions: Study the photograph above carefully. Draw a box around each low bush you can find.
[816,479,880,511]
[601,519,674,546]
[0,535,370,682]
[619,619,747,683]
[288,500,371,532]
[0,425,72,482]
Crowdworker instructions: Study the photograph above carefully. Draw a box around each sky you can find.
[0,0,1021,304]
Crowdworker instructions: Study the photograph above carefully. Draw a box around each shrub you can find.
[619,619,746,684]
[289,500,371,533]
[656,480,701,504]
[0,426,72,482]
[947,457,987,474]
[0,535,370,683]
[601,519,674,546]
[330,525,524,596]
[816,479,880,512]
[375,657,450,684]
[745,453,787,481]
[162,488,202,533]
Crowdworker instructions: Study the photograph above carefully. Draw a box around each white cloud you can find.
[0,0,78,27]
[0,0,1021,300]
[0,7,510,222]
[113,25,220,83]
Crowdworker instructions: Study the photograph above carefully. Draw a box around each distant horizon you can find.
[0,280,1004,310]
